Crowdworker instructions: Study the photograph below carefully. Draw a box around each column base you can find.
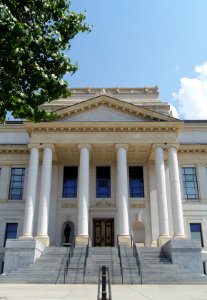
[173,234,186,239]
[158,235,171,246]
[34,235,50,246]
[19,234,34,240]
[75,235,89,247]
[117,235,132,246]
[151,240,158,247]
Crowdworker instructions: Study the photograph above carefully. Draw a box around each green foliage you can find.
[0,0,90,122]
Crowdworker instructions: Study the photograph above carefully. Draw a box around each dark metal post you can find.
[101,266,107,300]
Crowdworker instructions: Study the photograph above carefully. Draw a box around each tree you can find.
[0,1,90,122]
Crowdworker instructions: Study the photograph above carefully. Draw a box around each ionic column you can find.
[168,146,185,238]
[76,144,91,245]
[36,145,53,245]
[21,145,40,238]
[155,146,170,242]
[116,144,130,245]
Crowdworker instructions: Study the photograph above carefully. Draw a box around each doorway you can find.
[93,219,114,247]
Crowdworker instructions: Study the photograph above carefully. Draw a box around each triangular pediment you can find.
[55,95,179,122]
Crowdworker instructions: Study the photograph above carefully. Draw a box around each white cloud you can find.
[173,62,207,119]
[169,104,179,118]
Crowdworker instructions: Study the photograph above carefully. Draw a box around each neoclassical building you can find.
[0,87,207,273]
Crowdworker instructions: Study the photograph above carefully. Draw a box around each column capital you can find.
[78,144,91,151]
[153,143,179,150]
[115,143,128,151]
[168,143,180,150]
[28,143,42,150]
[153,143,167,150]
[41,143,55,151]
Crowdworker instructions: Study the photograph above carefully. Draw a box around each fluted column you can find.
[168,146,185,238]
[155,146,170,241]
[116,144,130,242]
[21,145,40,238]
[36,145,53,245]
[77,144,91,242]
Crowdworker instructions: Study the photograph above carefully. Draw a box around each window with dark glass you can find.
[4,223,18,247]
[8,168,25,200]
[182,167,199,200]
[62,166,78,198]
[190,223,203,247]
[96,167,111,198]
[129,166,144,197]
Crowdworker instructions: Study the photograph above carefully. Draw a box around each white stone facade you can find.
[1,87,207,268]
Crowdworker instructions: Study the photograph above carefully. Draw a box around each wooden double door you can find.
[93,219,114,247]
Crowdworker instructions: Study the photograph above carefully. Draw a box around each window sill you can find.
[129,197,146,201]
[61,198,77,201]
[184,199,200,203]
[7,199,24,202]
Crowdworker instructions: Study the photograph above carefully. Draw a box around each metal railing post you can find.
[101,266,107,300]
[97,266,112,300]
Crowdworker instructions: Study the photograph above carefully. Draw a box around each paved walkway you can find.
[0,284,207,300]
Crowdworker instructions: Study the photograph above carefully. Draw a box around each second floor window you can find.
[182,167,199,200]
[96,166,111,198]
[62,166,78,198]
[129,166,144,198]
[8,168,25,200]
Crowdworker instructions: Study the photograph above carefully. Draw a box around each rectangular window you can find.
[8,168,25,200]
[190,223,203,247]
[62,166,78,198]
[96,166,111,198]
[129,166,144,198]
[182,167,199,200]
[4,223,18,247]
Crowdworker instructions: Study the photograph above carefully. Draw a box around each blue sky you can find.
[65,0,207,119]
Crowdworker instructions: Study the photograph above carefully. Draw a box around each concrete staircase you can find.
[138,247,207,284]
[1,245,207,285]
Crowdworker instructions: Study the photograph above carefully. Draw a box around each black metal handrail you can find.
[132,241,142,285]
[97,266,112,300]
[83,237,90,283]
[63,238,75,284]
[116,236,123,284]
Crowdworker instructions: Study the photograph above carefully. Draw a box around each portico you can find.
[20,120,185,247]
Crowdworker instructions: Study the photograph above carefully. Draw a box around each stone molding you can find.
[70,86,159,95]
[25,123,180,134]
[178,145,207,153]
[0,145,29,154]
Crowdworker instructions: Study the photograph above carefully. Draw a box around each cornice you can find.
[0,145,29,154]
[25,121,183,134]
[0,124,25,132]
[178,144,207,153]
